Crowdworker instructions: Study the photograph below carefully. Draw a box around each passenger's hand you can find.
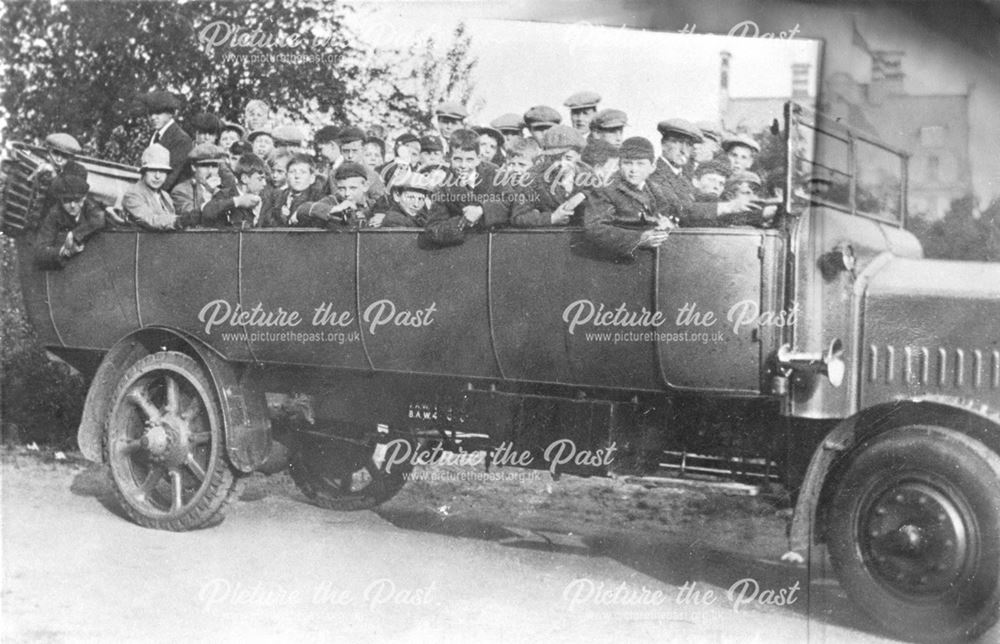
[637,229,671,249]
[462,205,483,224]
[234,194,260,208]
[331,200,356,213]
[59,232,83,259]
[719,193,760,216]
[104,206,127,225]
[368,212,386,228]
[206,174,222,190]
[655,215,678,231]
[550,206,573,225]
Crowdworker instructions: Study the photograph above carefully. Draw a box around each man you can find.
[435,101,468,143]
[694,121,722,164]
[722,133,761,172]
[141,90,192,191]
[584,137,681,259]
[294,162,372,229]
[564,90,601,136]
[588,109,627,147]
[203,154,270,228]
[650,119,757,226]
[523,105,562,144]
[122,144,177,230]
[423,129,507,246]
[35,175,105,270]
[490,113,526,153]
[171,143,225,227]
[510,125,588,228]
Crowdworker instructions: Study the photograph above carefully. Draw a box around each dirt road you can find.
[1,450,982,643]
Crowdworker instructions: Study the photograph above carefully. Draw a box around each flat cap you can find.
[62,161,89,181]
[390,173,433,194]
[540,125,586,155]
[272,124,308,147]
[141,90,181,113]
[435,101,468,120]
[693,159,732,179]
[336,126,366,144]
[190,113,222,134]
[419,135,444,153]
[394,131,420,146]
[229,141,253,156]
[721,133,761,153]
[221,120,246,138]
[727,170,763,188]
[581,139,620,167]
[590,109,628,131]
[564,90,602,111]
[490,113,525,133]
[657,118,704,143]
[618,137,656,162]
[695,121,722,143]
[44,133,82,156]
[523,105,562,127]
[334,161,369,182]
[314,125,340,145]
[247,129,273,142]
[50,175,89,201]
[188,143,225,163]
[474,126,505,145]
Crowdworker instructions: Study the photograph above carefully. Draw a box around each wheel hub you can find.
[143,414,190,467]
[863,481,970,596]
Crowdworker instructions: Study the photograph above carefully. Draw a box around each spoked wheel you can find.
[104,351,238,530]
[827,425,1000,643]
[289,422,414,511]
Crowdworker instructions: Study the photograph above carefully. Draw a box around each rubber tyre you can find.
[827,425,1000,643]
[289,423,411,511]
[104,351,238,530]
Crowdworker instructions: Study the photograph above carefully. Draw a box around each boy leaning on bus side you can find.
[202,153,271,228]
[35,174,105,270]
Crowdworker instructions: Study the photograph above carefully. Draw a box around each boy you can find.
[268,149,293,188]
[510,126,588,227]
[490,113,526,153]
[581,139,620,187]
[203,154,271,228]
[564,90,601,135]
[219,121,245,153]
[418,135,445,169]
[691,159,731,200]
[722,133,760,172]
[474,126,506,166]
[293,162,371,229]
[35,174,105,270]
[694,121,722,163]
[363,136,386,170]
[587,109,627,147]
[171,143,225,227]
[584,137,681,259]
[523,105,562,144]
[189,113,222,145]
[122,144,177,230]
[379,132,420,186]
[249,129,275,161]
[435,101,468,143]
[140,90,192,191]
[260,152,326,226]
[423,129,507,246]
[374,176,433,228]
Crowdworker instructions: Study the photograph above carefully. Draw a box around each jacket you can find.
[170,177,219,228]
[583,175,682,259]
[202,185,270,229]
[422,165,508,246]
[649,157,725,226]
[509,161,590,227]
[35,198,106,270]
[122,179,177,230]
[260,182,328,227]
[380,202,428,228]
[153,121,193,192]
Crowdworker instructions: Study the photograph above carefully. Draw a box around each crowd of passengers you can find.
[31,90,790,269]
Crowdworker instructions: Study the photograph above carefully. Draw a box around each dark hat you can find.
[721,133,761,153]
[229,141,253,156]
[188,143,225,164]
[336,126,366,144]
[44,133,82,156]
[540,125,586,155]
[62,160,89,181]
[247,129,273,143]
[589,109,628,131]
[419,135,444,153]
[435,101,468,120]
[695,121,721,143]
[390,174,433,194]
[334,161,369,182]
[394,131,420,147]
[190,113,222,135]
[221,120,246,138]
[693,159,732,179]
[523,105,562,127]
[490,113,525,133]
[141,90,181,114]
[581,139,620,167]
[315,125,340,145]
[564,90,601,111]
[473,126,505,148]
[272,124,308,147]
[727,170,763,188]
[657,118,704,143]
[50,175,89,201]
[619,137,656,162]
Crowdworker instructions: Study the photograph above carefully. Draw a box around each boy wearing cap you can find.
[564,91,601,135]
[293,162,372,229]
[423,129,507,246]
[722,134,760,172]
[35,174,105,270]
[692,159,731,200]
[418,135,446,169]
[582,139,620,187]
[584,137,681,259]
[435,101,468,143]
[259,153,326,227]
[375,176,433,228]
[694,122,722,164]
[491,114,526,153]
[588,109,627,147]
[141,90,192,192]
[329,126,386,200]
[203,154,271,228]
[123,144,178,230]
[171,143,226,227]
[510,125,589,227]
[30,133,89,218]
[474,126,506,167]
[249,130,276,162]
[219,122,245,154]
[379,132,421,186]
[523,106,562,145]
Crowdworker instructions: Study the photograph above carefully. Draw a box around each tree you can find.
[907,195,1000,262]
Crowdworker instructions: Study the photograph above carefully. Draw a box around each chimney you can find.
[719,51,732,115]
[791,63,811,99]
[869,50,904,104]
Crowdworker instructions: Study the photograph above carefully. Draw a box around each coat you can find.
[422,165,508,246]
[379,201,428,228]
[583,176,682,259]
[509,161,590,227]
[122,179,177,230]
[260,182,328,227]
[153,121,193,192]
[34,198,106,270]
[170,177,219,228]
[202,185,270,229]
[650,157,763,227]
